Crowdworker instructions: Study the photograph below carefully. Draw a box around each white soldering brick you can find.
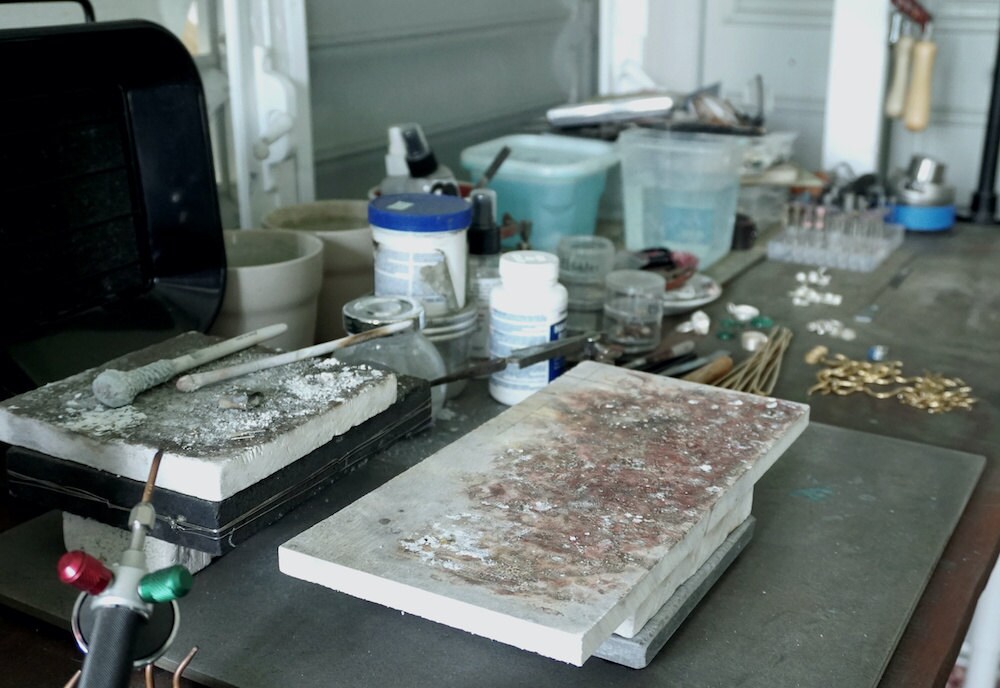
[0,333,397,502]
[63,512,215,575]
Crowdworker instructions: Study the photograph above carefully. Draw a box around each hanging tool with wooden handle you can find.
[885,13,914,119]
[904,21,936,131]
[888,0,935,131]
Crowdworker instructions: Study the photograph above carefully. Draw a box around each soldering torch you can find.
[57,450,193,688]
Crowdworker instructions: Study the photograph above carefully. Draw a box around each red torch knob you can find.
[58,550,113,595]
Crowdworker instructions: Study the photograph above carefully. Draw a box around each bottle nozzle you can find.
[468,189,500,255]
[385,125,410,177]
[399,123,438,177]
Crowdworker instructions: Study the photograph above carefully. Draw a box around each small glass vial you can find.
[603,270,665,355]
[338,295,447,419]
[489,251,568,406]
[557,235,615,335]
[466,189,501,359]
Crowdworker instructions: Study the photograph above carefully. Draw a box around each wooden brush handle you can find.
[176,321,412,392]
[904,39,937,131]
[885,35,914,118]
[682,356,734,385]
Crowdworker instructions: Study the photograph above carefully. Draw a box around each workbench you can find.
[2,222,998,687]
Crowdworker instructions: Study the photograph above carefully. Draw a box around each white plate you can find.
[662,273,722,315]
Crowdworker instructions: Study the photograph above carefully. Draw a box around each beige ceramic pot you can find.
[211,229,323,350]
[263,200,374,340]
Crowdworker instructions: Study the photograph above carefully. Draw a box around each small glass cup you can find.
[558,236,615,335]
[603,270,665,354]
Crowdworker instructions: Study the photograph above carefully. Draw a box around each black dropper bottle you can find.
[467,189,501,358]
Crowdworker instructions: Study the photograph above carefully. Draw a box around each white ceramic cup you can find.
[263,201,374,340]
[211,229,323,351]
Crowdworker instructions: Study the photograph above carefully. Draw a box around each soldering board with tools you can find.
[1,332,433,562]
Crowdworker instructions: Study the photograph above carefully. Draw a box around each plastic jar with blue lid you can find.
[369,193,472,317]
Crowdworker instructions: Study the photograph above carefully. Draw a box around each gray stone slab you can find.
[0,415,984,688]
[594,516,755,669]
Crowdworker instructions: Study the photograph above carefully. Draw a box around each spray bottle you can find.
[380,123,458,196]
[379,125,412,196]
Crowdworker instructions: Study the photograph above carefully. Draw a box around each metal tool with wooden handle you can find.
[175,321,412,392]
[904,24,936,132]
[91,324,288,408]
[886,33,915,118]
[682,355,734,385]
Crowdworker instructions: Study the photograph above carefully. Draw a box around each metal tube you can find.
[970,24,1000,224]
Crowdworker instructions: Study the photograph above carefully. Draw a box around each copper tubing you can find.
[142,450,163,503]
[173,646,200,688]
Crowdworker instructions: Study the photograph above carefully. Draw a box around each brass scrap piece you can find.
[805,351,976,414]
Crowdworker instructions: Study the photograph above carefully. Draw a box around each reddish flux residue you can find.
[402,375,806,602]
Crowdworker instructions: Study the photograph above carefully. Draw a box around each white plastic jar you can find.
[489,250,568,406]
[369,193,471,318]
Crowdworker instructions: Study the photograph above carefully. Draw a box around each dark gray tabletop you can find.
[701,224,1000,687]
[0,415,984,688]
[2,223,998,687]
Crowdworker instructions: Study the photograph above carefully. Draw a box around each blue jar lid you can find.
[369,193,472,232]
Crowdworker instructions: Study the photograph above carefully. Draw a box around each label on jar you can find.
[374,244,458,314]
[470,275,502,359]
[489,310,566,394]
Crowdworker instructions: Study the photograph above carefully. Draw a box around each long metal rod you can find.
[970,22,1000,224]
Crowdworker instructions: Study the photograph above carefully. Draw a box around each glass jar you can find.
[557,235,614,335]
[603,270,665,355]
[338,295,447,419]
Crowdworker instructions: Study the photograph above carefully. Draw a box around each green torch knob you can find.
[138,565,193,603]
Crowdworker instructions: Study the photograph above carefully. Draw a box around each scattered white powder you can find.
[63,406,147,437]
[16,337,391,456]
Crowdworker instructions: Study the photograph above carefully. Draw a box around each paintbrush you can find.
[475,145,511,188]
[175,321,412,392]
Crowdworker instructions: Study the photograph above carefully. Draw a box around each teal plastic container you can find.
[461,135,618,252]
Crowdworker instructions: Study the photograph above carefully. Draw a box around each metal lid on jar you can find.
[605,269,666,296]
[343,295,425,334]
[368,193,472,232]
[423,302,478,339]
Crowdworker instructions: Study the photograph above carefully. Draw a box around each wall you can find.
[1,1,598,206]
[641,0,1000,204]
[305,0,599,198]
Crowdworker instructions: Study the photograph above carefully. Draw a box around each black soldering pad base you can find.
[6,378,432,556]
